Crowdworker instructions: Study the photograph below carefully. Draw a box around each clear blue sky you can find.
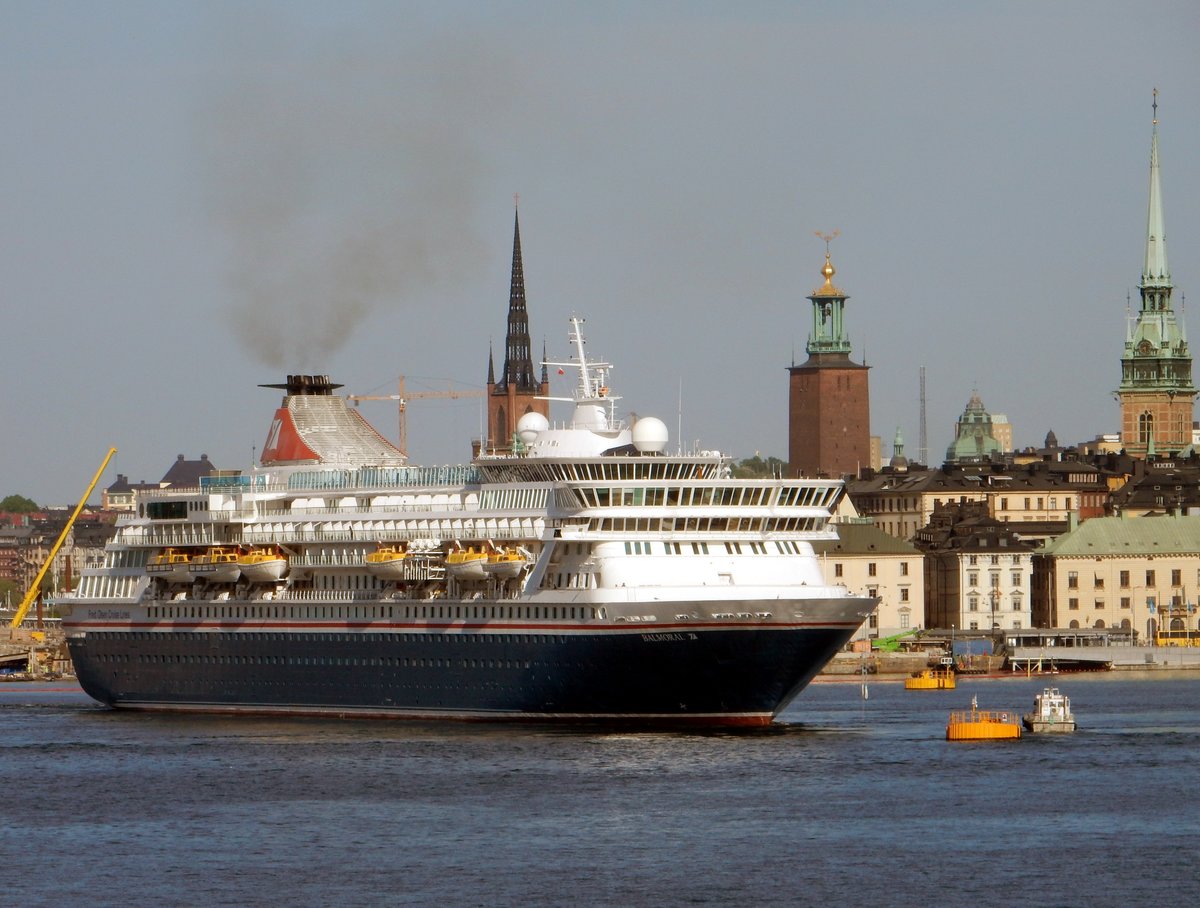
[2,1,1198,504]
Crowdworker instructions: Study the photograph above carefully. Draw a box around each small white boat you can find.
[1022,687,1076,733]
[238,547,289,583]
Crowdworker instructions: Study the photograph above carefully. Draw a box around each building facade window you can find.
[868,562,877,577]
[1120,570,1130,588]
[1146,569,1156,587]
[1068,597,1079,610]
[1121,597,1131,610]
[1068,571,1079,589]
[834,563,843,577]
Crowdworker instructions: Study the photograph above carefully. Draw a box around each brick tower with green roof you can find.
[788,234,871,478]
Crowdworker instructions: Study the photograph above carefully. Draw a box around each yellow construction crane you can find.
[10,446,117,640]
[348,376,484,456]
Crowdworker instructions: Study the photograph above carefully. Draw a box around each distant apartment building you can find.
[914,500,1035,632]
[103,454,218,513]
[847,460,1112,542]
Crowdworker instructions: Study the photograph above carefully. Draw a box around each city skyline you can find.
[2,3,1198,504]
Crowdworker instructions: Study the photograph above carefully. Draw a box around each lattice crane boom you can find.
[348,376,484,455]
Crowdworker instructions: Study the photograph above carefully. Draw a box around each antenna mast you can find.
[918,366,928,465]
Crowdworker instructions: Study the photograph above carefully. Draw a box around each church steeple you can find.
[480,200,550,456]
[498,205,537,393]
[1118,91,1195,456]
[1142,88,1170,295]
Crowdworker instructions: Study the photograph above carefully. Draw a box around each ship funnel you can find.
[259,374,344,396]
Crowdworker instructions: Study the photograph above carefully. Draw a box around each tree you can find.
[732,455,787,478]
[0,494,38,513]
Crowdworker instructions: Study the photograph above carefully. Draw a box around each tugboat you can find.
[1022,687,1076,733]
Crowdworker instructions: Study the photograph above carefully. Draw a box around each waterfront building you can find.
[1032,514,1200,640]
[914,499,1035,632]
[102,475,159,512]
[812,520,924,640]
[1117,94,1195,455]
[788,237,871,478]
[102,455,218,512]
[482,206,549,455]
[0,514,114,593]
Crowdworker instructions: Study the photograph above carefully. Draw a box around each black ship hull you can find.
[67,623,854,726]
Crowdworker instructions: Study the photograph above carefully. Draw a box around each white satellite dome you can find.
[516,411,550,445]
[631,416,669,453]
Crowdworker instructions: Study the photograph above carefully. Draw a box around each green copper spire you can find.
[1143,88,1170,293]
[1121,92,1190,388]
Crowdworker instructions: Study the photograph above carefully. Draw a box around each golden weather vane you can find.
[814,229,840,256]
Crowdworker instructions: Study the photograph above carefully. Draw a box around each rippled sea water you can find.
[2,674,1198,907]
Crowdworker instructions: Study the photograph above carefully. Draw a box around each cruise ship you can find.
[59,317,876,725]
